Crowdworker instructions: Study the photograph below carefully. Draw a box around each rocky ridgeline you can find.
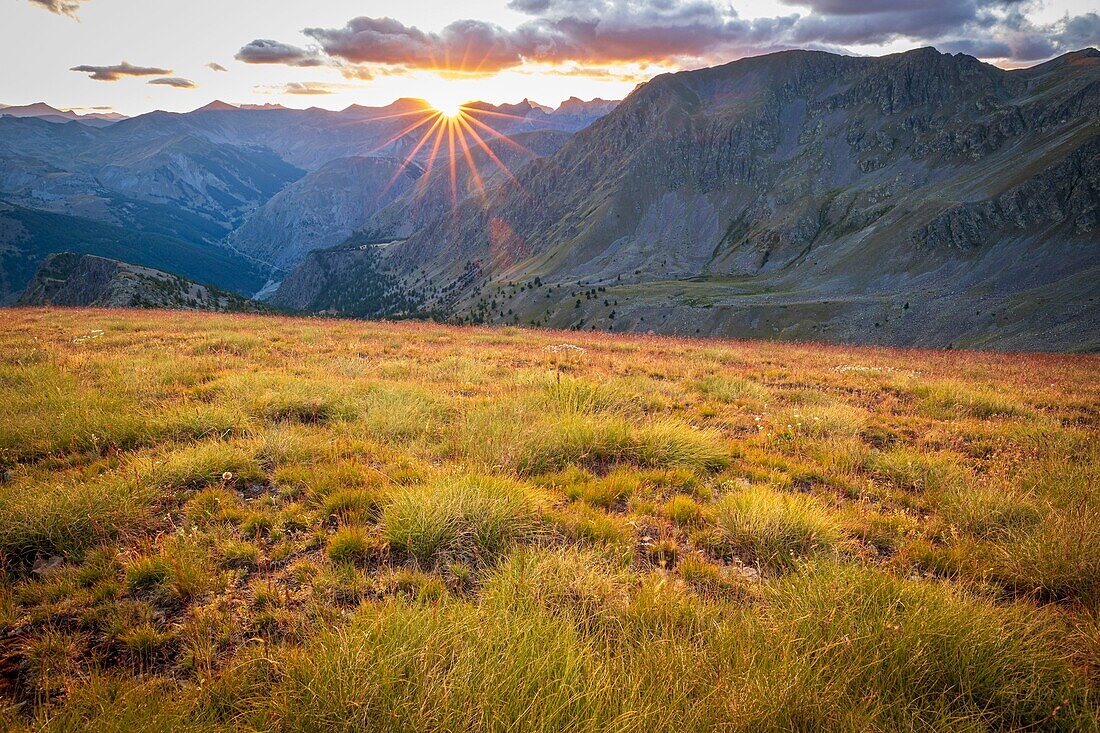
[17,253,262,312]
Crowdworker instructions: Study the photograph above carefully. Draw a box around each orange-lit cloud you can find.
[70,61,171,81]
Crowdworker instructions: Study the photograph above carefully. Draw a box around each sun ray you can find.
[456,114,521,187]
[378,112,447,198]
[447,118,459,205]
[361,106,439,123]
[462,112,537,158]
[462,107,536,123]
[418,114,450,193]
[369,109,441,154]
[454,120,486,196]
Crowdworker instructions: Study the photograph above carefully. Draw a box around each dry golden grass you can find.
[0,308,1097,731]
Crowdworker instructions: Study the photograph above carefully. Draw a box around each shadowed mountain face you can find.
[281,47,1097,351]
[18,252,261,312]
[0,200,268,303]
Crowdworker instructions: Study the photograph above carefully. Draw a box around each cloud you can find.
[254,81,358,96]
[283,82,335,95]
[241,0,1100,78]
[70,61,172,81]
[235,39,324,67]
[149,77,197,89]
[26,0,90,17]
[206,62,228,72]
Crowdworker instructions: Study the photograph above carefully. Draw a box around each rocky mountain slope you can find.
[288,47,1098,351]
[17,252,261,311]
[227,156,421,271]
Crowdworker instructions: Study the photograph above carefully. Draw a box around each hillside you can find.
[283,48,1100,351]
[0,200,269,302]
[0,309,1098,730]
[17,253,262,311]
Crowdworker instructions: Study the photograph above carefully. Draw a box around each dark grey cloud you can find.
[206,62,228,72]
[70,61,172,81]
[26,0,90,17]
[779,0,1098,60]
[240,0,1100,76]
[234,39,324,67]
[148,77,197,89]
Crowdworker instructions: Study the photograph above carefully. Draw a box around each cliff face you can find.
[291,47,1098,351]
[17,253,262,312]
[227,156,420,271]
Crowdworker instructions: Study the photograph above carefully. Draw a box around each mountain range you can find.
[275,47,1099,351]
[0,95,611,302]
[2,48,1098,350]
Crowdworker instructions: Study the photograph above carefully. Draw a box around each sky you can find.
[2,0,1097,116]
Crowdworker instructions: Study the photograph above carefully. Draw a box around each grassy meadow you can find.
[0,307,1098,731]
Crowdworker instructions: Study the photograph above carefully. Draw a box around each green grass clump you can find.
[272,601,618,732]
[697,375,770,404]
[220,540,260,570]
[540,374,630,415]
[125,543,212,602]
[0,473,154,561]
[185,487,241,528]
[712,486,843,571]
[483,548,631,633]
[865,447,964,493]
[662,495,706,526]
[382,475,540,564]
[745,563,1097,730]
[327,527,379,566]
[912,381,1028,420]
[515,416,728,475]
[989,504,1100,607]
[157,441,263,489]
[321,488,382,525]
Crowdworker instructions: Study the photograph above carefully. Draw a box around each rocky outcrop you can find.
[914,136,1100,249]
[17,253,261,312]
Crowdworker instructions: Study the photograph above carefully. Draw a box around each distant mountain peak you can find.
[193,100,239,113]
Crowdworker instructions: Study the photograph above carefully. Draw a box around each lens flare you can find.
[431,99,465,117]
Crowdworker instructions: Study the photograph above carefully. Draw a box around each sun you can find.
[430,98,465,118]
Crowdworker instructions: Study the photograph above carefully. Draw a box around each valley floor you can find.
[0,308,1098,731]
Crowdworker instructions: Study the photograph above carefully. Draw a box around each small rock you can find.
[0,470,11,484]
[32,555,64,575]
